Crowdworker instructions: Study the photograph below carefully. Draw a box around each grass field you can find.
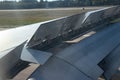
[111,18,120,23]
[0,8,97,28]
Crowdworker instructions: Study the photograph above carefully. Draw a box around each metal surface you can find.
[55,23,120,80]
[0,6,119,80]
[0,42,25,80]
[0,23,40,52]
[28,23,120,80]
[26,6,120,49]
[21,48,52,64]
[101,44,120,80]
[28,57,92,80]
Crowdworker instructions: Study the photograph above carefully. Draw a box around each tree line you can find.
[0,0,120,9]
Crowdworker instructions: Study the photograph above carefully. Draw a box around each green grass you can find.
[0,8,93,28]
[111,18,120,23]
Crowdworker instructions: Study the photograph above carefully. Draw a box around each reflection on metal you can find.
[21,48,52,64]
[28,78,36,80]
[0,6,120,80]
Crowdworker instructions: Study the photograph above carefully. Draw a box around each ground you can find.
[0,7,105,28]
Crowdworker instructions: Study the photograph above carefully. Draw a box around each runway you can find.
[0,6,109,12]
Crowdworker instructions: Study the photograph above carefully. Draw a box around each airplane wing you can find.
[0,6,119,80]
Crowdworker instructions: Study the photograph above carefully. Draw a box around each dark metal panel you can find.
[56,23,120,80]
[26,13,86,48]
[28,57,92,80]
[102,44,120,80]
[27,6,120,49]
[83,9,105,25]
[56,23,120,60]
[56,23,120,62]
[103,6,120,18]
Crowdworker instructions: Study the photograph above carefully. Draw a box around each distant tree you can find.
[85,0,92,6]
[21,0,37,2]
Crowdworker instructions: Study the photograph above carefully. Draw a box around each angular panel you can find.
[102,45,120,80]
[56,23,120,79]
[28,57,92,80]
[21,48,52,65]
[0,42,25,80]
[0,23,40,52]
[27,6,120,49]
